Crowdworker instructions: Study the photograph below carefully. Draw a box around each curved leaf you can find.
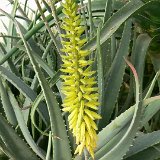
[0,114,38,160]
[83,0,160,52]
[124,130,160,159]
[2,10,72,160]
[99,19,132,128]
[8,89,46,159]
[98,59,142,160]
[0,77,17,126]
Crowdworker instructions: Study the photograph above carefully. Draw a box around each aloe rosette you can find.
[60,0,101,158]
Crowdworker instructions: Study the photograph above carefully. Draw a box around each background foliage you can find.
[0,0,160,159]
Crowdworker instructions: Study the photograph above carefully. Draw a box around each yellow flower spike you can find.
[79,50,90,56]
[74,145,80,155]
[85,132,91,146]
[88,147,95,159]
[61,0,101,158]
[83,115,92,131]
[77,131,82,144]
[68,108,78,121]
[62,104,77,112]
[87,128,96,140]
[76,101,84,129]
[84,109,95,120]
[69,118,77,130]
[78,140,85,155]
[85,102,100,110]
[90,111,102,120]
[76,111,83,129]
[83,94,92,101]
[90,120,98,131]
[80,122,86,141]
[78,91,82,101]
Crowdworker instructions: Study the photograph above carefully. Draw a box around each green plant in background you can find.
[61,0,101,158]
[0,0,160,160]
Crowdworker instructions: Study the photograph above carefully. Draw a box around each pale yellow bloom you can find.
[60,0,101,158]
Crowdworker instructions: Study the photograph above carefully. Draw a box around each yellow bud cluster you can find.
[60,0,101,158]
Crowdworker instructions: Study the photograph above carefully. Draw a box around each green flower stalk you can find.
[60,0,101,158]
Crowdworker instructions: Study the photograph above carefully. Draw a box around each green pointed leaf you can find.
[7,89,46,159]
[0,77,17,126]
[96,24,105,118]
[83,0,160,52]
[124,130,160,159]
[0,65,50,125]
[83,0,144,51]
[99,19,132,128]
[0,114,38,160]
[1,9,72,160]
[103,0,112,23]
[133,34,151,89]
[97,59,142,160]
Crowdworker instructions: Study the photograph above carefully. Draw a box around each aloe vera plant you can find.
[0,0,160,160]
